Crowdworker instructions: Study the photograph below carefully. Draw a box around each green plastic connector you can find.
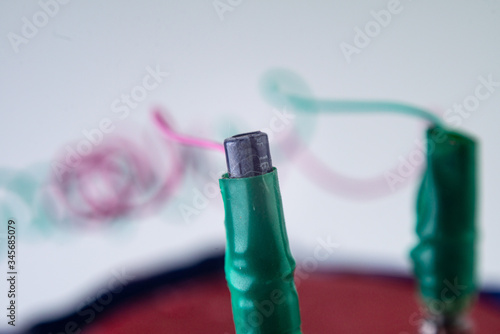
[219,168,302,334]
[411,126,477,317]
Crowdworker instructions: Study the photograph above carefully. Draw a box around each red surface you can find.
[84,272,500,333]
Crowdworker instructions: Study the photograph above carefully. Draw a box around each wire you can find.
[286,95,445,127]
[152,108,225,153]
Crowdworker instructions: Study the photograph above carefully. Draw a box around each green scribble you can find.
[259,68,444,127]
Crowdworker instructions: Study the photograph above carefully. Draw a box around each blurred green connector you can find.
[411,126,477,320]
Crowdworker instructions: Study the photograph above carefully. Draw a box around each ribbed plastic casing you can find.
[219,168,302,334]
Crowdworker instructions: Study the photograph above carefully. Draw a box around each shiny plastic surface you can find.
[219,168,302,334]
[411,127,477,317]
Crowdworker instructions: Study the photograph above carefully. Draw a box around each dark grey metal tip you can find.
[223,131,273,178]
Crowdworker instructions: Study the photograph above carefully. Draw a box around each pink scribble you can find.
[48,102,426,227]
[50,134,183,225]
[152,107,224,153]
[275,124,425,200]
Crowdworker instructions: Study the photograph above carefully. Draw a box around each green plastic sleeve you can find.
[410,127,477,316]
[219,168,302,334]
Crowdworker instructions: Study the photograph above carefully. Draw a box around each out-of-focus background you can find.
[1,0,499,332]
